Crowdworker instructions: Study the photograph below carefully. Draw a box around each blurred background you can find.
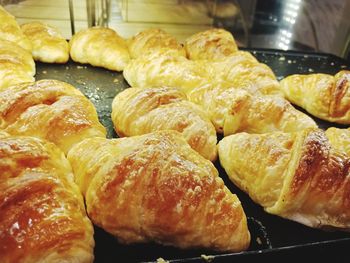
[2,0,349,60]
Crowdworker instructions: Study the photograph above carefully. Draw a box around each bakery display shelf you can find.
[35,49,350,262]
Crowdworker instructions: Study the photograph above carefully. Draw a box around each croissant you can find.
[0,79,106,154]
[69,27,130,71]
[128,28,185,59]
[0,132,94,263]
[0,39,35,89]
[21,21,69,63]
[111,87,217,161]
[0,5,31,52]
[186,83,317,135]
[280,70,350,124]
[218,128,350,230]
[325,127,350,156]
[210,51,282,96]
[123,50,210,93]
[67,130,250,252]
[185,28,238,60]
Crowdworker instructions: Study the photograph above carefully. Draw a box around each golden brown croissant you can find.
[123,50,210,93]
[69,27,130,71]
[218,128,350,230]
[111,87,217,161]
[0,5,31,52]
[0,132,94,263]
[185,28,238,60]
[186,83,317,135]
[280,70,350,124]
[21,21,69,63]
[0,79,106,154]
[0,39,35,89]
[67,130,250,252]
[128,28,186,59]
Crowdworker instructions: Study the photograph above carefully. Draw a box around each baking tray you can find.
[35,49,350,262]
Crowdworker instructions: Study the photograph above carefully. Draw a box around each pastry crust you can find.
[128,28,185,59]
[280,70,350,124]
[69,27,130,71]
[210,51,282,96]
[67,130,250,252]
[0,39,35,89]
[21,21,69,63]
[325,127,350,156]
[111,87,217,161]
[0,6,31,52]
[219,128,350,230]
[0,133,94,263]
[0,79,106,153]
[186,83,317,134]
[185,28,238,60]
[123,50,210,93]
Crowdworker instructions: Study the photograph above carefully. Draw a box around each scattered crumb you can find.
[156,258,169,263]
[330,62,335,66]
[279,56,285,61]
[77,65,84,69]
[287,60,292,64]
[252,51,257,55]
[113,78,119,83]
[303,54,309,58]
[76,79,86,85]
[65,66,69,70]
[42,70,47,74]
[341,65,347,69]
[256,237,262,245]
[292,60,297,63]
[201,254,214,262]
[96,87,100,91]
[308,68,314,72]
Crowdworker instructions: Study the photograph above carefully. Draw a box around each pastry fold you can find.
[0,39,35,89]
[186,83,317,134]
[0,132,94,263]
[0,5,31,51]
[219,128,350,230]
[128,28,185,59]
[0,79,106,153]
[21,21,69,63]
[280,70,350,124]
[185,28,238,60]
[111,87,217,161]
[69,27,130,71]
[68,130,250,252]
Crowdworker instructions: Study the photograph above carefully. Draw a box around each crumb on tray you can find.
[113,78,119,83]
[77,65,84,69]
[156,258,169,263]
[279,56,285,61]
[201,254,214,262]
[256,237,262,245]
[42,70,47,74]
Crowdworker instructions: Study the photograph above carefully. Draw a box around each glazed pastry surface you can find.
[185,28,238,60]
[186,83,317,134]
[112,87,217,161]
[69,27,130,71]
[0,132,94,263]
[68,130,250,252]
[280,70,350,123]
[219,128,350,230]
[128,28,185,59]
[0,79,106,153]
[0,39,35,89]
[21,21,69,63]
[0,5,31,51]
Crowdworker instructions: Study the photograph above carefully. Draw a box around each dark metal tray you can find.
[35,49,350,262]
